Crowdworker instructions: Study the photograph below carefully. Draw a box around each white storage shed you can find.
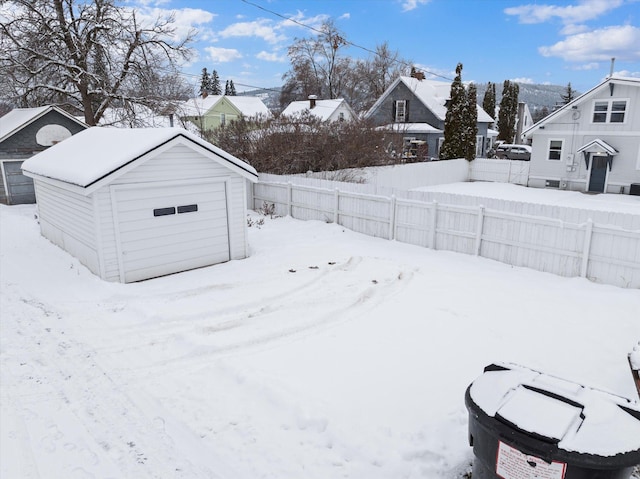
[22,127,258,283]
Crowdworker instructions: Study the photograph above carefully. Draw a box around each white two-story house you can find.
[523,76,640,194]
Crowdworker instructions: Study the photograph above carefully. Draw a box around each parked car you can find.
[495,144,531,161]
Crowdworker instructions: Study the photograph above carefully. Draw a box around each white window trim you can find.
[547,138,564,161]
[636,143,640,171]
[395,100,406,122]
[591,98,629,124]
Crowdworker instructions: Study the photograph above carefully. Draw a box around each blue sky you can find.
[134,0,640,94]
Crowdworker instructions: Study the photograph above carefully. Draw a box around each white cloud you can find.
[135,7,215,41]
[539,25,640,62]
[204,46,242,63]
[571,62,601,70]
[219,19,287,44]
[279,11,330,31]
[560,23,589,35]
[511,77,535,84]
[613,69,640,78]
[338,13,351,20]
[256,51,287,62]
[400,0,431,12]
[504,0,624,25]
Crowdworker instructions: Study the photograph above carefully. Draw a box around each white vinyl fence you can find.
[253,180,640,289]
[299,158,530,188]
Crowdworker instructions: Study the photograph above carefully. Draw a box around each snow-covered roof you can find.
[378,123,442,134]
[0,106,87,143]
[523,75,640,138]
[178,95,271,118]
[227,96,272,117]
[22,127,258,189]
[577,139,618,156]
[365,76,494,123]
[281,98,353,122]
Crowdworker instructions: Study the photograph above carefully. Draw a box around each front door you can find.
[588,155,607,193]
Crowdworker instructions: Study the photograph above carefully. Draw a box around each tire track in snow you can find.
[118,257,416,380]
[1,295,232,478]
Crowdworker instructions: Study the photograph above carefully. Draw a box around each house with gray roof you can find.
[0,106,87,204]
[364,76,494,161]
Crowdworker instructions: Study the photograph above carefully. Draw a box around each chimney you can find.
[609,57,616,77]
[308,95,317,109]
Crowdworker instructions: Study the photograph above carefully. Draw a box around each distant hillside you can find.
[475,82,576,115]
[239,87,282,111]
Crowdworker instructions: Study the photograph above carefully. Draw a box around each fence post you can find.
[389,195,397,240]
[475,205,485,255]
[580,219,594,278]
[287,181,293,217]
[431,201,438,249]
[334,188,339,224]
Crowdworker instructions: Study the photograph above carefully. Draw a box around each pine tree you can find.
[225,79,237,96]
[497,80,519,143]
[560,82,577,105]
[440,63,467,160]
[464,83,478,161]
[482,82,496,122]
[211,70,222,95]
[200,68,211,96]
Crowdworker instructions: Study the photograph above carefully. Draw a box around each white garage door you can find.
[113,180,230,282]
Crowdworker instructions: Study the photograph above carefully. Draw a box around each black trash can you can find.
[466,363,640,479]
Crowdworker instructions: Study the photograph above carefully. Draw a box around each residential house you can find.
[523,76,640,194]
[0,105,87,204]
[364,76,494,160]
[281,96,357,123]
[22,127,258,283]
[179,95,271,132]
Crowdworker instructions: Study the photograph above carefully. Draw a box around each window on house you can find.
[220,113,226,126]
[476,136,483,158]
[548,140,563,161]
[395,100,407,122]
[339,112,345,122]
[592,99,627,123]
[437,137,445,158]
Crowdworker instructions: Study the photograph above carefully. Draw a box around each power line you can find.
[239,0,453,81]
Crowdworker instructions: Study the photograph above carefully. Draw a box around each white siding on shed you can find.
[112,179,230,282]
[33,181,101,275]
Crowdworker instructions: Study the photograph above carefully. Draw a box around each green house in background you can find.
[179,95,271,132]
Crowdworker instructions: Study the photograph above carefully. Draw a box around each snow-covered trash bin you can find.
[465,363,640,479]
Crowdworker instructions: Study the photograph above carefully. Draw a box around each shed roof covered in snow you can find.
[22,127,258,188]
[281,98,356,122]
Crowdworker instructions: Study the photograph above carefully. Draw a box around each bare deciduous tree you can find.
[0,0,194,125]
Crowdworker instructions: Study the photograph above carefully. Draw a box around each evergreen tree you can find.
[200,68,211,96]
[482,81,496,122]
[560,82,577,105]
[464,83,478,161]
[440,63,467,160]
[497,80,519,143]
[225,79,237,96]
[211,70,222,95]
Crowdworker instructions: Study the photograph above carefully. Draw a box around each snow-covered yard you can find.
[1,203,639,478]
[411,181,640,215]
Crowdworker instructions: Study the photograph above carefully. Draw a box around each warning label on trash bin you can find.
[496,441,566,479]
